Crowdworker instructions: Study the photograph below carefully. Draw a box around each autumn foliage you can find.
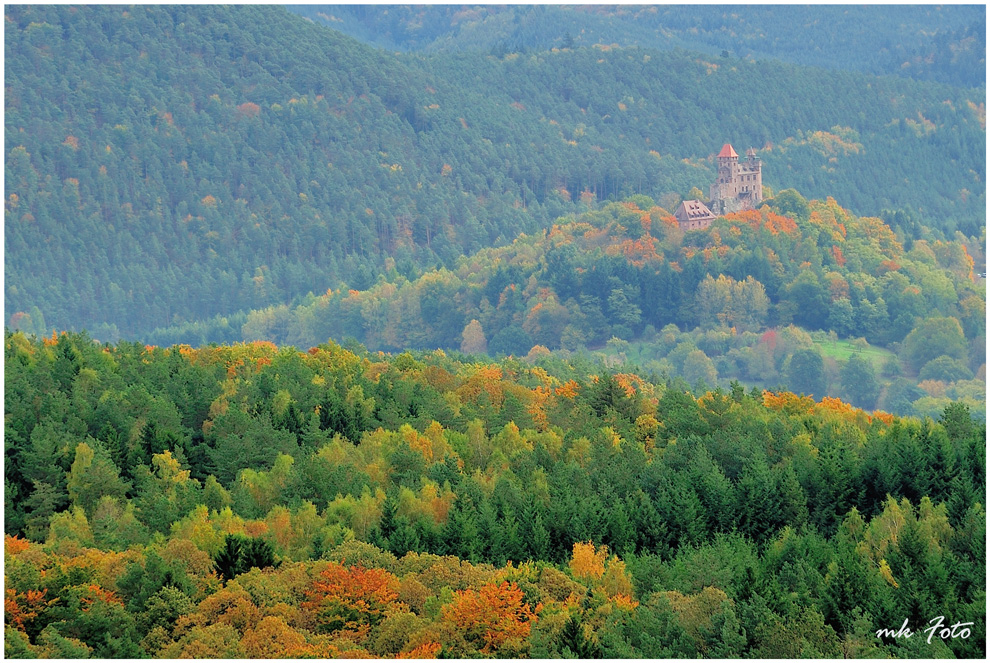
[303,562,401,636]
[1,325,983,659]
[441,581,538,655]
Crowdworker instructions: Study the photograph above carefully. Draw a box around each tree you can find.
[526,507,551,561]
[241,616,314,658]
[440,581,537,656]
[702,602,747,657]
[737,454,778,543]
[459,319,488,354]
[600,592,696,657]
[879,378,927,415]
[839,355,880,409]
[939,402,974,442]
[606,288,642,339]
[696,274,768,331]
[241,537,279,572]
[22,481,66,542]
[590,373,634,421]
[782,271,829,330]
[827,298,855,337]
[138,586,194,638]
[522,298,570,348]
[770,189,810,223]
[488,326,533,357]
[822,510,876,633]
[560,614,602,658]
[213,534,244,583]
[569,540,608,582]
[52,334,81,394]
[682,350,717,390]
[133,450,202,534]
[66,441,129,516]
[918,355,972,382]
[901,317,967,373]
[303,561,400,637]
[786,349,827,398]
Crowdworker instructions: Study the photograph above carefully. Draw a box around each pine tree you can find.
[561,614,602,658]
[241,537,279,572]
[387,515,422,557]
[213,534,244,582]
[527,507,551,561]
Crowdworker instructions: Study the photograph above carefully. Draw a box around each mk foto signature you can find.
[876,616,975,643]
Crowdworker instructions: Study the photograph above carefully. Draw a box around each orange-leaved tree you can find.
[303,561,401,638]
[440,580,538,656]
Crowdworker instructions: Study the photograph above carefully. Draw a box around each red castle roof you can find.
[718,143,738,158]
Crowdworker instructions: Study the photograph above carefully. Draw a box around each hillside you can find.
[291,4,986,88]
[3,330,986,658]
[4,5,985,341]
[145,193,984,420]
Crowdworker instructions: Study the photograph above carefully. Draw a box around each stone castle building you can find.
[675,143,762,230]
[710,143,763,215]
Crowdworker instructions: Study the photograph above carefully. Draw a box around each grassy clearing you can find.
[816,338,896,368]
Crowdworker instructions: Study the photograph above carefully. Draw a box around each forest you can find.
[3,330,985,658]
[4,4,986,340]
[292,4,986,88]
[4,5,986,658]
[142,192,986,422]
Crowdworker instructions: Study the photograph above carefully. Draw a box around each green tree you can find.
[839,355,880,409]
[900,316,967,373]
[66,441,129,516]
[682,350,718,390]
[770,188,810,223]
[23,481,66,542]
[607,287,642,339]
[826,298,855,337]
[781,271,829,330]
[786,348,827,398]
[737,454,778,543]
[939,402,974,442]
[918,355,973,382]
[242,537,280,572]
[213,534,245,583]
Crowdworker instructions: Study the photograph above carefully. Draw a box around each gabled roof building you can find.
[674,199,717,230]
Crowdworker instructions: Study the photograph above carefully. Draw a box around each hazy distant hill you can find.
[290,4,986,88]
[4,5,985,341]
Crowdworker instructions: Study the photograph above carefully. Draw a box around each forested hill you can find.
[146,194,985,421]
[3,330,986,658]
[291,4,986,88]
[4,5,985,341]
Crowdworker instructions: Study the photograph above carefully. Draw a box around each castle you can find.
[674,143,762,230]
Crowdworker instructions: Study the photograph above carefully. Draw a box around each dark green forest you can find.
[293,5,986,88]
[5,5,985,341]
[3,331,986,658]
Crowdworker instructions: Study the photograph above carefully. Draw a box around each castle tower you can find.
[709,143,761,215]
[744,147,763,206]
